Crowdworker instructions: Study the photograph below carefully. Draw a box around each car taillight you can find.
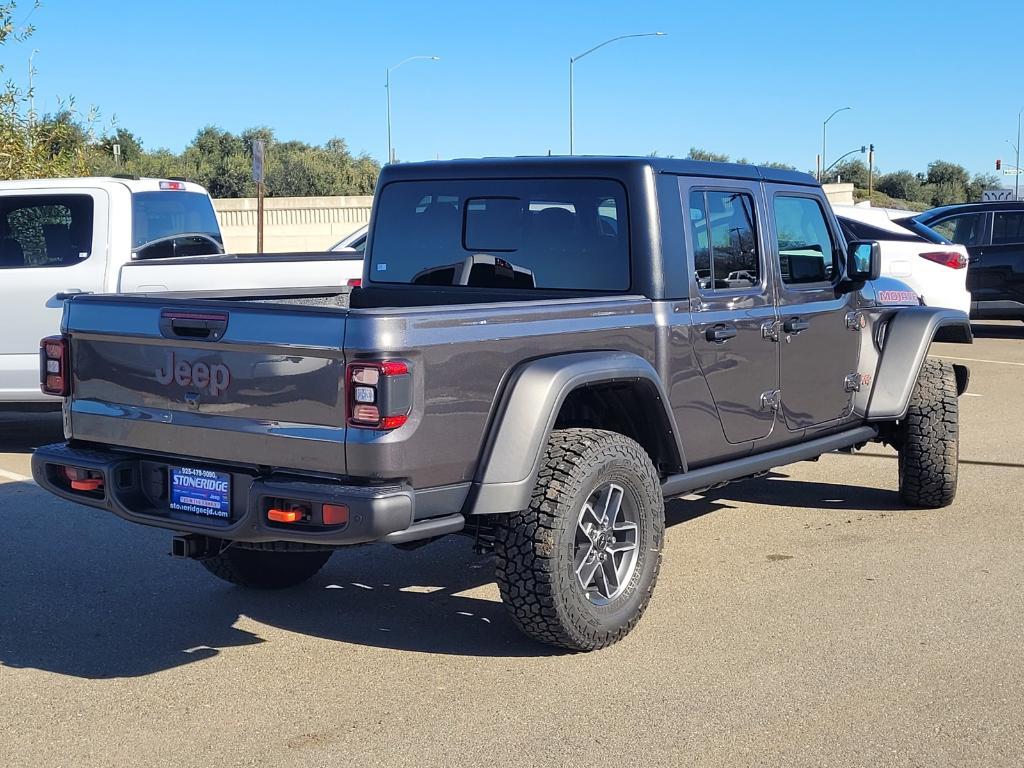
[346,360,411,430]
[920,251,968,269]
[347,278,362,287]
[40,335,70,396]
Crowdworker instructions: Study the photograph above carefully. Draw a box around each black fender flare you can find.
[466,351,685,515]
[865,306,972,421]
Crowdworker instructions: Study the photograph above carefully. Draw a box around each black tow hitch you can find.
[171,534,218,559]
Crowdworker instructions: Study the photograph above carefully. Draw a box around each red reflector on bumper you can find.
[322,504,349,526]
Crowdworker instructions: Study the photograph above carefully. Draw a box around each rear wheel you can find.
[896,358,959,508]
[494,428,664,651]
[201,546,332,589]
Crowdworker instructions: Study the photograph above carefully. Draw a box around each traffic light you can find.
[996,159,1002,171]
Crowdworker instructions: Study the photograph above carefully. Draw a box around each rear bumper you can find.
[31,442,462,546]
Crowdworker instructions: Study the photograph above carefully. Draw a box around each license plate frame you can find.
[169,466,232,519]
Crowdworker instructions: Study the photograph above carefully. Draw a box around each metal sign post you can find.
[253,139,266,253]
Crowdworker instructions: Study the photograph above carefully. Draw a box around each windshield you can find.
[369,179,630,291]
[131,191,222,250]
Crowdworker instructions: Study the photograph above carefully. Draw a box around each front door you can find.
[766,188,860,431]
[683,180,779,444]
[0,190,107,401]
[976,208,1024,312]
[928,210,990,308]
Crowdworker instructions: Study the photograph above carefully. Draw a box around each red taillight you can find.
[159,180,186,191]
[920,251,968,269]
[40,335,70,396]
[346,360,411,430]
[347,278,362,287]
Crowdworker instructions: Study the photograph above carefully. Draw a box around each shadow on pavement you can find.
[0,464,913,679]
[970,322,1024,340]
[686,471,911,512]
[0,411,63,454]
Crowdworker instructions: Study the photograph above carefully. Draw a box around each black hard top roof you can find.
[379,155,817,187]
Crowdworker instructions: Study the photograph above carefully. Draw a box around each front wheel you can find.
[896,358,959,508]
[494,429,664,651]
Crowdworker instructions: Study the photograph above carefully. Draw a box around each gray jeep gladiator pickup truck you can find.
[32,157,972,651]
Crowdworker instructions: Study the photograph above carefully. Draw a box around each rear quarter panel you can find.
[343,296,657,488]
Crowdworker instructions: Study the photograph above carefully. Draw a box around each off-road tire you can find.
[896,358,959,508]
[200,545,332,589]
[494,428,664,651]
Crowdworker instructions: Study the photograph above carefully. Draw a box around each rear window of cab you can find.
[369,179,630,291]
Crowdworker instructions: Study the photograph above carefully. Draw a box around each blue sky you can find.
[10,0,1024,178]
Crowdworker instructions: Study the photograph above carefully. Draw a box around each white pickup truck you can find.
[0,176,364,407]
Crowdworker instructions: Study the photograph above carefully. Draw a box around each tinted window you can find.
[838,216,924,243]
[689,190,759,291]
[930,213,983,246]
[773,196,835,285]
[370,179,629,291]
[0,194,93,269]
[896,218,950,245]
[992,211,1024,245]
[132,192,222,257]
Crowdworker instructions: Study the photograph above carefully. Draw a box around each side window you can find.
[992,211,1024,245]
[0,195,94,269]
[773,196,836,285]
[688,190,759,291]
[931,213,983,246]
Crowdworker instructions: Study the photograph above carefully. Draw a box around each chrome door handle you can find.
[783,317,810,334]
[706,324,737,343]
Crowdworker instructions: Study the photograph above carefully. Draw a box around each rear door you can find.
[64,296,348,475]
[682,179,779,444]
[0,190,108,402]
[766,187,860,431]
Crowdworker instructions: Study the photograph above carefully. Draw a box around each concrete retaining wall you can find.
[213,195,372,253]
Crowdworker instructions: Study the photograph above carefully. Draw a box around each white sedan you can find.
[834,205,969,313]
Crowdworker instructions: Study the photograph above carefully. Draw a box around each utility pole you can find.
[252,139,266,253]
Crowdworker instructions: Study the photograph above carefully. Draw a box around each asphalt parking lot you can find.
[1,323,1022,768]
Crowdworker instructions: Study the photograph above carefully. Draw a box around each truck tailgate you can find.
[63,295,348,475]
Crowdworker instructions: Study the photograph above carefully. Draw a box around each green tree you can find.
[876,170,925,203]
[822,158,869,186]
[687,147,730,162]
[0,2,94,179]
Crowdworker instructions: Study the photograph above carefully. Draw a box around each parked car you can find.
[329,224,368,254]
[0,176,363,408]
[901,202,1024,320]
[833,205,969,313]
[32,157,971,651]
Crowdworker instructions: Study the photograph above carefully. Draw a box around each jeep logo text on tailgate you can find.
[155,351,231,396]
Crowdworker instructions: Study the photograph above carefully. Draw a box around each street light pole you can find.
[821,106,851,181]
[385,55,440,165]
[569,32,665,155]
[1016,108,1022,200]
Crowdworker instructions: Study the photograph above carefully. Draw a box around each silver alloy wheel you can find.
[573,482,640,606]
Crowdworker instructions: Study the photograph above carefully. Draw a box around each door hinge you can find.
[760,389,781,411]
[761,319,781,342]
[844,373,862,392]
[846,311,866,332]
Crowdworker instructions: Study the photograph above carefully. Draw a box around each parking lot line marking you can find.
[935,355,1024,367]
[0,468,31,482]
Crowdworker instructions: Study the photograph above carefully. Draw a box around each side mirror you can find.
[845,240,881,282]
